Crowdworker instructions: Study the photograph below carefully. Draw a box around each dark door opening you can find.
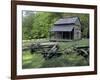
[62,32,70,39]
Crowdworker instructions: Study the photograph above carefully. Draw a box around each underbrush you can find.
[22,51,89,69]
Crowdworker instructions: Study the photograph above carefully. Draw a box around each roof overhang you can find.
[51,25,74,32]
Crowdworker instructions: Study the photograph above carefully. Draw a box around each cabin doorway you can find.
[62,32,70,39]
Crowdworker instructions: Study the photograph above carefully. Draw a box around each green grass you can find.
[22,39,89,69]
[59,39,88,48]
[41,53,88,68]
[22,51,45,69]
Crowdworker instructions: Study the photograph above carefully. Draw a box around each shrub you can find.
[60,53,88,66]
[41,53,88,68]
[23,50,89,69]
[41,57,65,68]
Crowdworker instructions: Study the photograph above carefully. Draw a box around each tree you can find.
[22,11,35,40]
[31,12,62,39]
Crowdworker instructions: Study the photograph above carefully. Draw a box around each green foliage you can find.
[61,53,88,66]
[22,11,35,40]
[58,39,89,51]
[22,50,88,69]
[41,52,88,68]
[31,12,62,39]
[30,54,45,68]
[78,14,89,38]
[22,39,89,69]
[22,11,89,40]
[22,51,45,68]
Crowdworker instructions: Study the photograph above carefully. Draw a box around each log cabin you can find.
[50,17,81,41]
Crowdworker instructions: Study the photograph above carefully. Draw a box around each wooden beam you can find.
[62,32,63,39]
[69,32,71,40]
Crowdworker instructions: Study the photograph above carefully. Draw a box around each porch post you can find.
[62,32,63,40]
[69,32,71,40]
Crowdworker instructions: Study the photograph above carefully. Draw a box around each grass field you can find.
[22,39,89,69]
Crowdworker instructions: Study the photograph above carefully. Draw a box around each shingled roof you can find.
[51,17,81,32]
[54,17,79,25]
[51,25,74,32]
